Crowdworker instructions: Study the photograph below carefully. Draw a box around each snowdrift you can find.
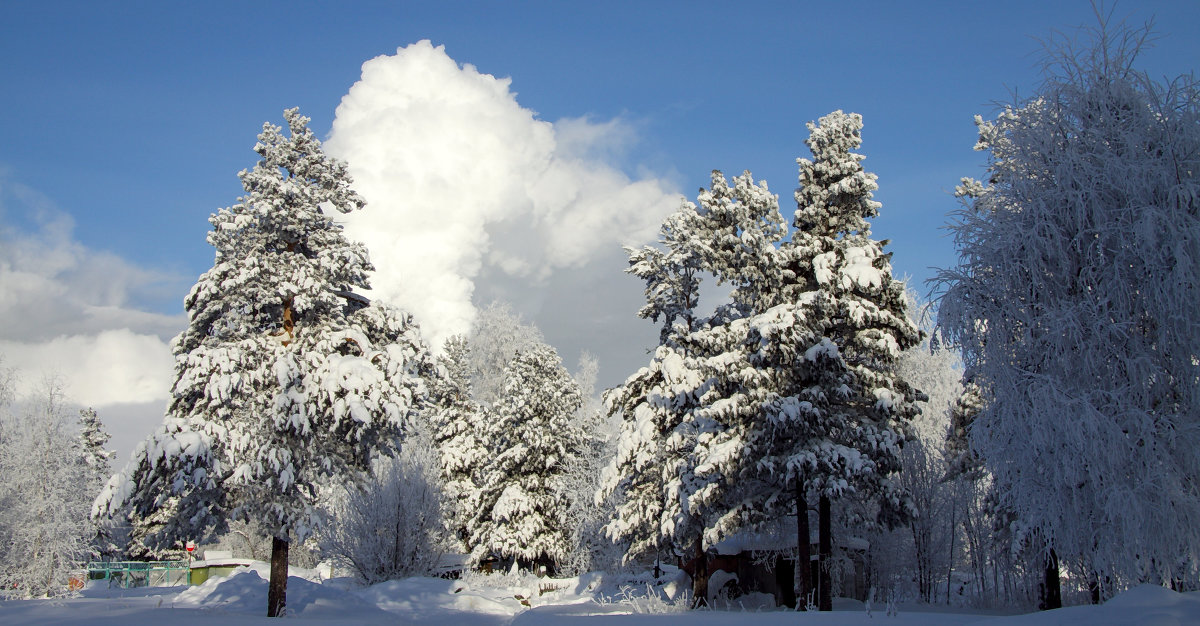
[1,567,1197,625]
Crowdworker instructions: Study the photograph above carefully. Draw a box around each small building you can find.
[188,550,256,585]
[698,516,871,607]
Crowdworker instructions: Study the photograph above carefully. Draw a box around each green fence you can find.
[86,560,191,588]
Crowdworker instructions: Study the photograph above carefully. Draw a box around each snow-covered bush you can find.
[318,441,445,584]
[601,582,691,614]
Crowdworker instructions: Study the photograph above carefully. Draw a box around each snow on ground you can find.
[1,567,1197,625]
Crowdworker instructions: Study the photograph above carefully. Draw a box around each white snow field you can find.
[1,566,1197,625]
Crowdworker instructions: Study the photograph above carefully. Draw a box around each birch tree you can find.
[0,378,92,598]
[936,16,1200,601]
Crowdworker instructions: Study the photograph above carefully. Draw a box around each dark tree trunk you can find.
[818,495,832,612]
[1040,548,1061,610]
[535,555,556,578]
[1089,573,1101,604]
[795,477,811,610]
[691,536,709,608]
[776,557,796,609]
[946,499,957,604]
[267,536,289,617]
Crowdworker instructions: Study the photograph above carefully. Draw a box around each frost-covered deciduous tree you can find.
[318,438,445,583]
[893,290,963,603]
[0,378,92,598]
[204,519,274,562]
[558,352,623,576]
[95,109,432,617]
[935,17,1200,601]
[467,301,545,405]
[468,343,583,573]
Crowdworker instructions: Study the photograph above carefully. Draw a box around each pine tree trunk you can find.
[819,495,832,612]
[267,536,289,617]
[1041,548,1061,610]
[795,477,811,610]
[691,536,709,608]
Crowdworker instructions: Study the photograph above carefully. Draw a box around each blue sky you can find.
[2,0,1198,459]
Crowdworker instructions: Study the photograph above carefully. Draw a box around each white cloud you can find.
[0,331,172,406]
[325,41,680,360]
[0,41,687,465]
[0,178,182,460]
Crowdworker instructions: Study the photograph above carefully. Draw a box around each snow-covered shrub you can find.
[318,441,445,584]
[602,583,691,614]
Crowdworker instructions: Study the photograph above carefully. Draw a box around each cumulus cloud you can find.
[0,331,171,406]
[1,41,686,461]
[0,178,182,461]
[325,41,680,357]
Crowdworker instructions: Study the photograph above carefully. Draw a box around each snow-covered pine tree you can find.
[95,109,431,617]
[76,408,113,489]
[599,343,707,573]
[685,299,851,609]
[783,110,923,610]
[426,334,489,551]
[604,169,819,607]
[935,17,1200,600]
[680,116,920,610]
[943,383,983,482]
[75,408,118,560]
[666,171,808,601]
[684,170,786,317]
[468,343,583,574]
[598,200,712,596]
[604,124,918,610]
